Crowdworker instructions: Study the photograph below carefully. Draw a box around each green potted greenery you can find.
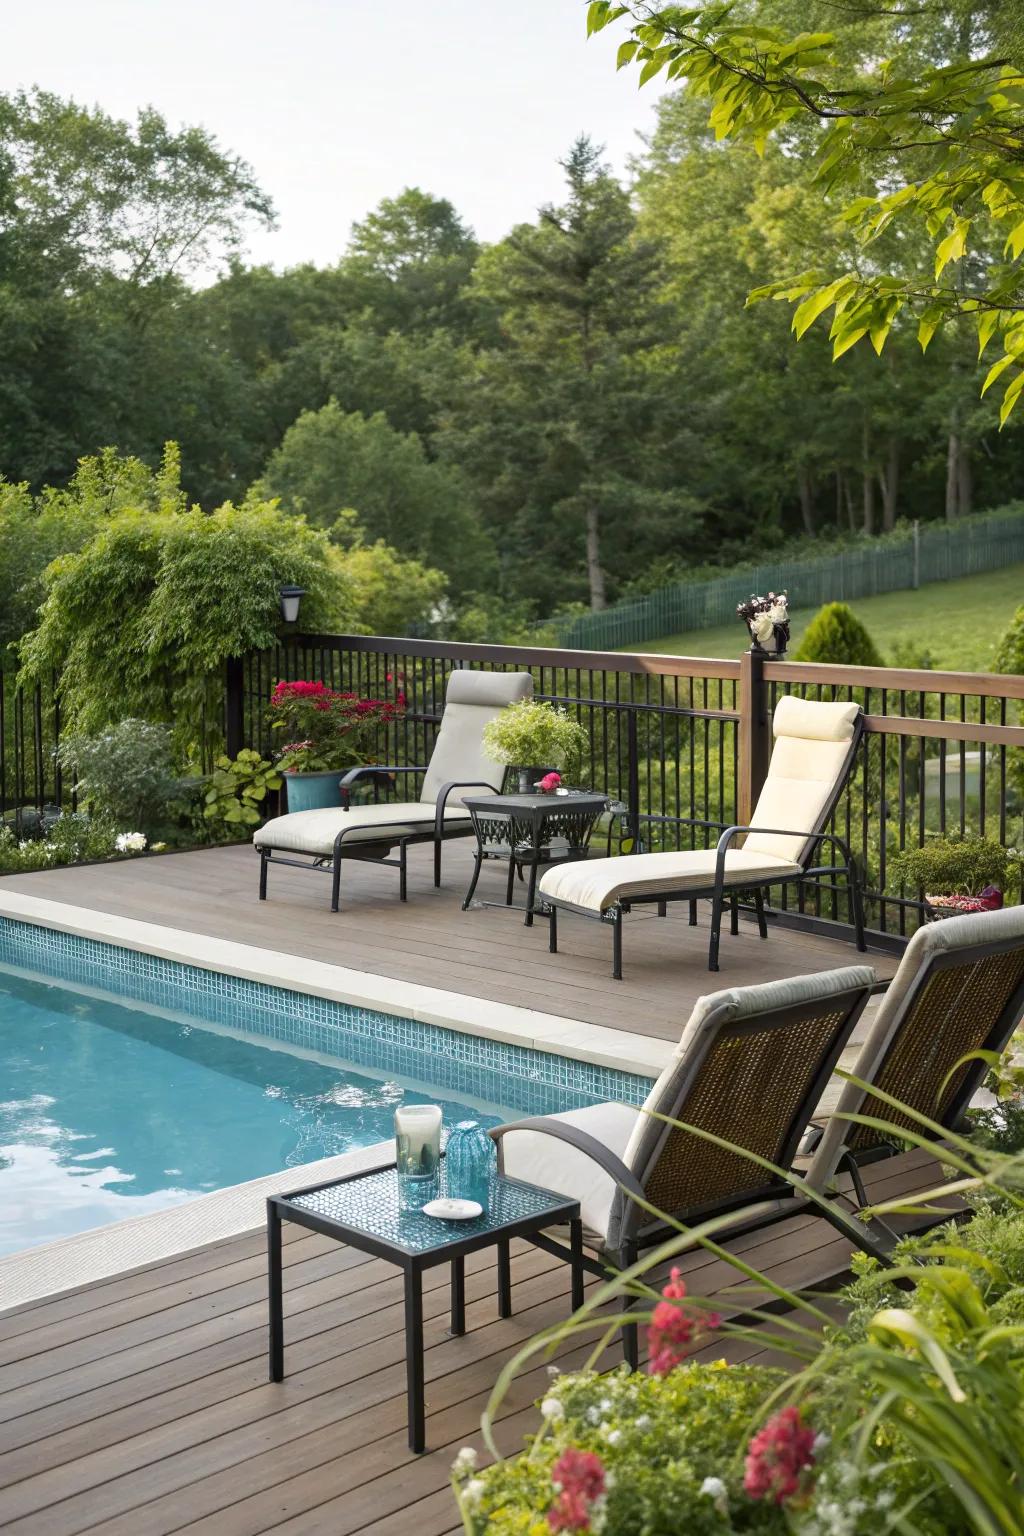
[481,700,590,793]
[888,833,1021,916]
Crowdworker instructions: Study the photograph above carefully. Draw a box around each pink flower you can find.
[548,1449,606,1533]
[743,1406,817,1504]
[538,772,562,793]
[646,1268,720,1376]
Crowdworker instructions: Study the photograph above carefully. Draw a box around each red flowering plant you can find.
[268,679,405,774]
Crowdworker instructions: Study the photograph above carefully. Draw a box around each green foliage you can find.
[56,719,180,834]
[793,601,884,666]
[996,605,1024,799]
[454,1362,790,1534]
[202,750,281,831]
[19,468,342,751]
[328,532,447,637]
[481,701,590,775]
[0,814,129,873]
[887,833,1018,896]
[590,2,1024,424]
[256,401,492,595]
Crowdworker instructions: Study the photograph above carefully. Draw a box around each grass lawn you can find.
[632,562,1024,673]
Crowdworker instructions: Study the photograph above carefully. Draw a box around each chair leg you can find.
[850,865,867,952]
[505,856,516,906]
[754,888,768,939]
[399,841,408,902]
[548,905,558,954]
[462,851,483,911]
[612,907,624,980]
[688,899,697,927]
[524,861,540,927]
[730,895,739,936]
[433,839,442,888]
[657,899,667,918]
[331,850,342,913]
[708,888,723,971]
[259,849,268,901]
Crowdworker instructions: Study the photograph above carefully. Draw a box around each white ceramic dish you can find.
[421,1197,483,1221]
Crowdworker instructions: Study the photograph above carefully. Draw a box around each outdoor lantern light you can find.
[278,585,306,624]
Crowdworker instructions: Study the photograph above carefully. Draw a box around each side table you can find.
[460,791,609,926]
[267,1162,582,1453]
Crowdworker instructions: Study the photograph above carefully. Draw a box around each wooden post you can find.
[738,649,770,826]
[225,655,245,759]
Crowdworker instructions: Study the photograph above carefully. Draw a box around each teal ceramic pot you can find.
[445,1121,496,1213]
[283,770,343,812]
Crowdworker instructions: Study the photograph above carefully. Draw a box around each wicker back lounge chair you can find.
[493,964,875,1364]
[254,668,532,910]
[539,694,866,977]
[804,902,1024,1205]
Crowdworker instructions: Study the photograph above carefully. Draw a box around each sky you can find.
[1,0,671,271]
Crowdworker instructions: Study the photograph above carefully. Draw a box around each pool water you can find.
[0,968,509,1256]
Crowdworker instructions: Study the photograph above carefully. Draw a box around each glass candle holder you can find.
[394,1103,442,1211]
[445,1121,496,1214]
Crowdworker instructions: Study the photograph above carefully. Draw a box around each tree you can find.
[587,1,1024,423]
[256,399,494,594]
[451,136,693,612]
[19,471,343,753]
[328,535,447,637]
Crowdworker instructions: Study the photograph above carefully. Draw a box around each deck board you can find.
[0,842,898,1044]
[0,1150,952,1536]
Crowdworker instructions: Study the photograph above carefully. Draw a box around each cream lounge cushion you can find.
[254,802,472,855]
[498,1101,640,1242]
[743,695,860,864]
[419,668,533,806]
[539,847,801,915]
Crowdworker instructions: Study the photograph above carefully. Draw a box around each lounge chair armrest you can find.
[338,764,427,809]
[434,779,502,834]
[714,824,856,871]
[490,1118,647,1205]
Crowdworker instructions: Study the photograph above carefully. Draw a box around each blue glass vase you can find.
[445,1121,496,1214]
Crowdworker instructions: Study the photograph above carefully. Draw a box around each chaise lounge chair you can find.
[539,694,866,976]
[803,902,1024,1208]
[492,905,1024,1363]
[493,964,876,1365]
[254,668,532,910]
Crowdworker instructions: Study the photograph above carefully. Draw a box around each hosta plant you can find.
[203,750,282,830]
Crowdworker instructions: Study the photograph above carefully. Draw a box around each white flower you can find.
[599,1424,621,1445]
[700,1476,729,1517]
[635,1414,651,1431]
[546,1364,561,1377]
[589,1494,609,1533]
[540,1397,564,1422]
[461,1478,486,1510]
[586,1406,602,1425]
[115,832,147,853]
[452,1446,478,1476]
[812,1431,831,1454]
[752,610,775,646]
[769,597,789,624]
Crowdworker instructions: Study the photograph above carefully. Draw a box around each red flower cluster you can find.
[271,679,334,712]
[548,1449,606,1533]
[647,1267,721,1376]
[743,1406,817,1504]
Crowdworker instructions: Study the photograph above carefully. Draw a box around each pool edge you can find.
[0,888,673,1079]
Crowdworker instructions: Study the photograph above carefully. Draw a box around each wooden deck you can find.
[0,842,898,1045]
[0,1148,947,1536]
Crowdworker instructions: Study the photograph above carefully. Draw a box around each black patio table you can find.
[461,790,610,926]
[267,1162,582,1453]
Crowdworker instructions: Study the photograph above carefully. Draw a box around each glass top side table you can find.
[460,791,609,926]
[267,1160,582,1453]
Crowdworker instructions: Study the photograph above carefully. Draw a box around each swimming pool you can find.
[0,916,653,1256]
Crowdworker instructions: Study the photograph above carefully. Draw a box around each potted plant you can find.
[737,591,790,656]
[481,700,590,794]
[888,833,1021,917]
[268,680,404,811]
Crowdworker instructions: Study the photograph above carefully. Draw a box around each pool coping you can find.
[0,888,674,1079]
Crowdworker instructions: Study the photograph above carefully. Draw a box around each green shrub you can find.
[887,832,1019,896]
[57,720,180,835]
[203,750,282,831]
[996,605,1024,799]
[0,814,136,873]
[793,601,884,666]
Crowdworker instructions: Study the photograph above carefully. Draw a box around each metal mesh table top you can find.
[280,1164,576,1254]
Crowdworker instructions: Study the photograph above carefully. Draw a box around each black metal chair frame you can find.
[544,717,867,977]
[257,766,501,912]
[490,976,884,1368]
